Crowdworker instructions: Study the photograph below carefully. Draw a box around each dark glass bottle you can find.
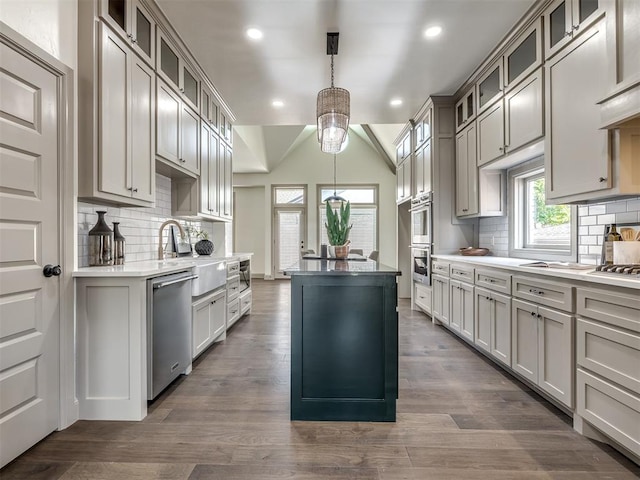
[88,211,113,266]
[113,222,126,265]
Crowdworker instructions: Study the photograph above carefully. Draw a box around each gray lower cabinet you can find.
[192,288,226,359]
[450,279,474,341]
[575,286,640,457]
[475,287,511,366]
[512,298,574,408]
[431,274,450,325]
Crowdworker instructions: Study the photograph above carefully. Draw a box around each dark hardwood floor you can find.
[3,279,639,479]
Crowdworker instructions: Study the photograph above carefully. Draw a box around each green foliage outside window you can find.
[532,177,570,226]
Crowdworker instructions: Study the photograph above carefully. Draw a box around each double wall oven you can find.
[410,193,432,285]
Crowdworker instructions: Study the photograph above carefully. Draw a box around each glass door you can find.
[274,209,306,278]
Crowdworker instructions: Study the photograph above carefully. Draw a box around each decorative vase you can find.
[195,239,214,256]
[112,222,125,265]
[332,240,351,259]
[88,210,113,266]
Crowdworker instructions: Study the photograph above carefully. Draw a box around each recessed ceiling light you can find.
[390,98,403,107]
[246,27,263,40]
[424,26,442,38]
[272,100,284,108]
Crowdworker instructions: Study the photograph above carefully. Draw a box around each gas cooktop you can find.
[591,264,640,277]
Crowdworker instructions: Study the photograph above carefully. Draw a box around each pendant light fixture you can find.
[317,32,350,153]
[325,154,347,209]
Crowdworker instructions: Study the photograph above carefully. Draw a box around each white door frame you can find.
[273,206,307,279]
[1,22,78,429]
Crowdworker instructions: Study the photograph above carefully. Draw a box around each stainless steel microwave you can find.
[410,193,432,247]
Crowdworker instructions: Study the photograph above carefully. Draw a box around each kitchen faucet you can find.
[158,220,186,260]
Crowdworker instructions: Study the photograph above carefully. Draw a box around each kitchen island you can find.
[284,259,401,421]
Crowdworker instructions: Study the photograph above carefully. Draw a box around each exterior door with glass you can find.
[274,208,306,278]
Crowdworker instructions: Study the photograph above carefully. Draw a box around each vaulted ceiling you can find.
[156,0,536,172]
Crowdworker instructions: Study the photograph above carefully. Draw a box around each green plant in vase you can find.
[325,201,352,258]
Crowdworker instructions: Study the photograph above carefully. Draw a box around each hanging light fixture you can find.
[325,154,347,209]
[317,32,350,153]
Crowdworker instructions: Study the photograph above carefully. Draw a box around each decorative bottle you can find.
[88,211,113,266]
[113,222,126,265]
[604,224,622,265]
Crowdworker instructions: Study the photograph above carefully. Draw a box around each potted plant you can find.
[325,201,352,258]
[192,229,214,256]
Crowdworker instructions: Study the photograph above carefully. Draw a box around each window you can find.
[318,185,378,254]
[509,159,576,261]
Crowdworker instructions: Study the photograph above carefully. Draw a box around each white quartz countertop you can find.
[73,253,253,278]
[432,254,640,290]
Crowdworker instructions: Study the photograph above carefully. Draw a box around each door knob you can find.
[43,264,62,277]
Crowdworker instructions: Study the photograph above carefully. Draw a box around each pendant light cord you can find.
[330,53,335,87]
[333,154,337,196]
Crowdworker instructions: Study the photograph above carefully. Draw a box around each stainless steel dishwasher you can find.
[147,270,196,400]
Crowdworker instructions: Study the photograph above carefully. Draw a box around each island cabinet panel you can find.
[290,272,398,421]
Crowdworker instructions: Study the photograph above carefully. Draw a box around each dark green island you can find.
[284,259,401,422]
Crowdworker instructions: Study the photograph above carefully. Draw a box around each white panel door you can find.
[538,306,574,407]
[0,41,61,467]
[274,209,305,279]
[511,299,538,383]
[475,289,492,353]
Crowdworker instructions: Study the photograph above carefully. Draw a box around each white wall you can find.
[234,186,266,275]
[234,131,397,277]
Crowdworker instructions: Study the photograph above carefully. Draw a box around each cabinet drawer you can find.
[415,283,432,313]
[576,368,640,456]
[227,298,240,327]
[577,319,640,394]
[576,287,640,333]
[432,260,450,276]
[240,290,252,314]
[450,264,474,283]
[227,260,240,277]
[226,277,240,301]
[512,275,574,313]
[475,268,511,295]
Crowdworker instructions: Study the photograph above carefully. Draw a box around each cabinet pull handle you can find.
[531,311,536,316]
[133,188,138,193]
[599,177,607,183]
[537,290,544,295]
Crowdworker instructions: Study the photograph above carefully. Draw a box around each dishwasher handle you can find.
[153,274,198,290]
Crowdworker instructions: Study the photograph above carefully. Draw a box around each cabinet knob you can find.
[43,264,62,277]
[530,311,536,316]
[127,33,133,39]
[565,31,572,37]
[599,177,607,183]
[180,88,185,93]
[572,25,579,31]
[537,314,542,319]
[133,188,138,193]
[132,38,137,44]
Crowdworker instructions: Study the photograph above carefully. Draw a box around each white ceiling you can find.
[156,0,536,171]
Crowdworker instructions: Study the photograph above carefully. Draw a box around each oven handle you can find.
[409,204,431,213]
[153,274,198,290]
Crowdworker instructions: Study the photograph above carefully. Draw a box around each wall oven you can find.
[410,193,432,247]
[412,247,431,285]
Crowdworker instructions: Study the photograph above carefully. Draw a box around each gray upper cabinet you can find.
[414,139,432,196]
[477,100,505,166]
[504,18,542,92]
[477,59,503,114]
[455,86,476,133]
[544,0,603,59]
[455,123,478,217]
[200,83,220,131]
[156,29,200,112]
[504,67,544,154]
[99,0,156,67]
[415,108,432,148]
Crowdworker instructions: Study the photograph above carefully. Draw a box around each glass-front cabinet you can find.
[100,0,156,66]
[200,84,220,130]
[456,86,476,132]
[477,59,503,113]
[157,29,200,111]
[544,0,603,59]
[504,18,542,92]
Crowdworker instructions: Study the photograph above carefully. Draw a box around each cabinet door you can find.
[201,84,212,124]
[181,62,199,111]
[477,59,503,113]
[130,0,155,67]
[455,124,478,216]
[192,298,212,358]
[180,105,200,174]
[403,156,412,201]
[423,140,432,193]
[460,282,475,341]
[441,277,450,325]
[545,19,609,200]
[432,277,443,321]
[414,145,424,196]
[505,69,543,154]
[538,306,574,407]
[396,161,406,202]
[545,0,573,58]
[223,145,233,218]
[200,123,210,214]
[98,24,130,198]
[156,79,181,164]
[157,31,180,89]
[208,132,220,216]
[449,281,462,332]
[210,292,226,340]
[477,100,505,166]
[130,56,155,202]
[491,291,511,366]
[504,19,542,91]
[475,288,492,353]
[511,299,538,383]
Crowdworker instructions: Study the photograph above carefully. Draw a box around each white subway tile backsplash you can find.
[605,202,627,214]
[588,205,606,215]
[580,216,597,226]
[616,211,640,223]
[596,214,615,225]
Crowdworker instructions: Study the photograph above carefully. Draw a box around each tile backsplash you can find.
[478,196,640,264]
[77,174,227,267]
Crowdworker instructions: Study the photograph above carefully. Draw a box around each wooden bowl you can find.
[459,247,490,256]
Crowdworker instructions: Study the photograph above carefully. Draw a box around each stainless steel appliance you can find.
[412,247,431,285]
[239,258,251,294]
[147,270,196,400]
[410,193,432,247]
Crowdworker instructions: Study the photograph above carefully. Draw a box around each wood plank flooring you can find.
[2,279,639,479]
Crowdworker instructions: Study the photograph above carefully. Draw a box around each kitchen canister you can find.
[88,210,113,266]
[112,222,126,265]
